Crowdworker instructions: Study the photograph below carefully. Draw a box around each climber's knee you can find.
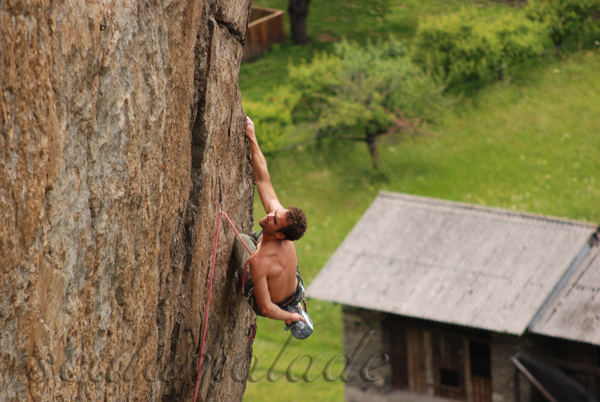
[232,234,257,269]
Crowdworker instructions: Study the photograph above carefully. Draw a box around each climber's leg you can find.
[232,233,264,314]
[232,233,257,267]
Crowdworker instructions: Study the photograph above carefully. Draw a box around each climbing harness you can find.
[193,164,254,402]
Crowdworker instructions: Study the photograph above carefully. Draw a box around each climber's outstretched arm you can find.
[245,116,283,214]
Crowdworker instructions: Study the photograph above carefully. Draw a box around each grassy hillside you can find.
[241,1,600,400]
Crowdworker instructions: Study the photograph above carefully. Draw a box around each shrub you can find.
[288,37,446,167]
[412,8,548,87]
[243,88,297,154]
[526,0,600,47]
[362,0,392,21]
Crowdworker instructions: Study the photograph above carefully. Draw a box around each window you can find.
[440,368,461,387]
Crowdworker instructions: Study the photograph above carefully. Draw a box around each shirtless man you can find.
[244,116,308,326]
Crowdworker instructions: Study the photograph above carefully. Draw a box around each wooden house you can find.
[308,192,600,402]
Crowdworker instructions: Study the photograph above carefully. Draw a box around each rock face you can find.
[0,1,254,400]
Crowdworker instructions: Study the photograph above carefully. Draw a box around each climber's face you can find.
[259,208,289,238]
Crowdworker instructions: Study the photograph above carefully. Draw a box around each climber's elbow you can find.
[258,303,272,317]
[258,303,278,319]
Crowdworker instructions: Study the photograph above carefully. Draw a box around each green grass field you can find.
[241,1,600,400]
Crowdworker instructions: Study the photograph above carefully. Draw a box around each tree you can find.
[289,38,445,168]
[288,0,310,45]
[526,0,600,48]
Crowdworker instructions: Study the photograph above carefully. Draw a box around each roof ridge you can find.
[378,191,596,229]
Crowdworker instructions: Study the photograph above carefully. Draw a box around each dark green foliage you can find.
[288,37,446,167]
[359,0,392,22]
[244,93,294,153]
[526,0,600,47]
[412,8,549,87]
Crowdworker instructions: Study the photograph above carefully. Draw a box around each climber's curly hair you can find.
[279,207,307,241]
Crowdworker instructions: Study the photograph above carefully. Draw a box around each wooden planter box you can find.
[243,7,285,61]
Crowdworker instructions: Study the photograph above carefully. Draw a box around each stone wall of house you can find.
[0,1,254,400]
[342,306,393,400]
[342,306,538,402]
[342,307,598,402]
[490,333,535,402]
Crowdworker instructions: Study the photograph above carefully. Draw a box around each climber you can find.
[242,116,311,335]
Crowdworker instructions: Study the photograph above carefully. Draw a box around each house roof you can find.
[529,243,600,345]
[307,192,596,337]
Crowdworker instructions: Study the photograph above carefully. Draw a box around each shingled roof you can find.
[307,192,597,338]
[529,242,600,345]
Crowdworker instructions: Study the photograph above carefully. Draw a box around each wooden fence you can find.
[243,7,285,61]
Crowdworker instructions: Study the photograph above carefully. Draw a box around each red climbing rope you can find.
[193,209,253,402]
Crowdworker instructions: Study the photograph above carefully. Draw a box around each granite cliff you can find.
[1,1,254,400]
